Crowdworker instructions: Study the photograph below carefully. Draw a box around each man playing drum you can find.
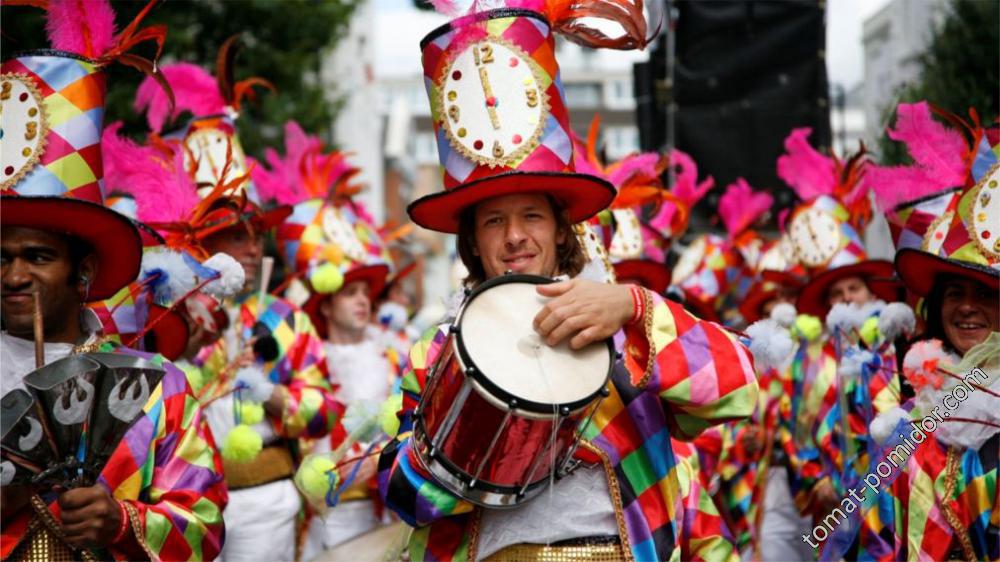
[378,5,759,561]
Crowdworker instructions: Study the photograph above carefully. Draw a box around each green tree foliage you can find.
[2,0,359,157]
[878,0,999,164]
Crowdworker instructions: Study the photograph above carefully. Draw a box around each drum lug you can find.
[614,351,623,361]
[600,386,610,397]
[559,406,570,417]
[449,324,459,335]
[465,367,476,377]
[507,399,518,410]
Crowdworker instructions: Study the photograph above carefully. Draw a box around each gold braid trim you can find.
[940,447,977,562]
[467,507,483,561]
[580,441,635,562]
[634,288,656,390]
[28,495,97,562]
[121,500,156,560]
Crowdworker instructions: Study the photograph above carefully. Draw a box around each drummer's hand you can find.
[58,485,123,549]
[534,280,633,350]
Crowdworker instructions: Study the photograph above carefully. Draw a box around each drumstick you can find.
[258,256,274,304]
[33,290,44,368]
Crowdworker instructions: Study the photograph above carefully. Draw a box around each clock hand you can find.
[478,66,501,130]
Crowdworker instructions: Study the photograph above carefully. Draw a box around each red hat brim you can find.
[613,259,671,295]
[1,196,142,301]
[246,204,293,232]
[740,271,805,324]
[894,248,1000,298]
[796,260,897,317]
[303,264,390,340]
[145,304,189,361]
[407,171,615,233]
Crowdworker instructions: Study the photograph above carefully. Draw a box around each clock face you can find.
[321,206,367,262]
[671,235,707,285]
[438,38,548,168]
[609,209,643,260]
[1,73,48,190]
[923,211,954,254]
[969,166,1000,259]
[183,128,248,194]
[789,208,841,267]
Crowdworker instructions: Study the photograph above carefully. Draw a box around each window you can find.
[563,83,601,107]
[413,132,438,165]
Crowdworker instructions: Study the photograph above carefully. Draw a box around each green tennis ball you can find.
[310,262,344,294]
[221,425,263,463]
[239,402,265,426]
[380,394,403,438]
[860,316,880,346]
[181,363,205,394]
[295,455,338,503]
[794,314,823,342]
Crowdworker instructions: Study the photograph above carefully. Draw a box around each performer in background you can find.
[252,121,401,555]
[134,55,341,562]
[1,2,227,558]
[378,3,758,560]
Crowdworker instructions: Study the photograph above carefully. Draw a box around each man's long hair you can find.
[455,195,585,287]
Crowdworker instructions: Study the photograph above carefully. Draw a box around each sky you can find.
[373,0,893,89]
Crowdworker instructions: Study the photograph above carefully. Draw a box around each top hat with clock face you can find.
[407,8,616,233]
[1,45,143,302]
[895,161,1000,297]
[134,59,289,233]
[866,101,1000,298]
[790,195,896,316]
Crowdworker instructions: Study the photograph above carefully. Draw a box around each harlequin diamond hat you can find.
[134,39,288,232]
[868,102,1000,297]
[253,122,392,337]
[776,128,896,316]
[408,2,656,233]
[0,0,166,301]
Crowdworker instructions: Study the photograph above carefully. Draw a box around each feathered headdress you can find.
[14,0,173,104]
[431,0,658,50]
[102,122,251,258]
[776,127,871,228]
[718,178,773,237]
[250,121,362,207]
[134,35,274,134]
[867,101,981,211]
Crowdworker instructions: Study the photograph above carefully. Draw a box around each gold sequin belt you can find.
[482,536,625,562]
[224,444,295,490]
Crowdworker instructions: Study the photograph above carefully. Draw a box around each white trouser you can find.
[217,479,301,562]
[760,467,816,562]
[302,500,381,561]
[302,500,382,562]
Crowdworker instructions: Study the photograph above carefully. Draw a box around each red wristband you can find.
[111,500,130,544]
[628,285,644,325]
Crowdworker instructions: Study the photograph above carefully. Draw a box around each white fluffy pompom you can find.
[870,407,911,445]
[377,301,410,332]
[838,348,874,378]
[878,302,916,342]
[202,253,245,298]
[235,366,275,403]
[769,303,797,329]
[141,248,197,304]
[826,303,856,335]
[745,319,794,371]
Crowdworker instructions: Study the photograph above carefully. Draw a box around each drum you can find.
[412,274,613,508]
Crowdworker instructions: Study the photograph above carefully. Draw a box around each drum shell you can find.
[415,334,596,501]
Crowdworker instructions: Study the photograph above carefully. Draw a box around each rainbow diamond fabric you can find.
[0,347,228,561]
[378,294,758,561]
[1,54,106,199]
[195,293,342,438]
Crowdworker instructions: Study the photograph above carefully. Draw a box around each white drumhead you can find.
[459,280,610,407]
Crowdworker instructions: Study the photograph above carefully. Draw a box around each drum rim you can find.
[455,273,614,414]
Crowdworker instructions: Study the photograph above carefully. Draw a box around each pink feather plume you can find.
[867,102,969,211]
[46,0,117,59]
[776,128,836,201]
[102,122,200,223]
[718,178,773,236]
[608,153,660,190]
[135,63,226,134]
[669,148,714,207]
[252,121,357,206]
